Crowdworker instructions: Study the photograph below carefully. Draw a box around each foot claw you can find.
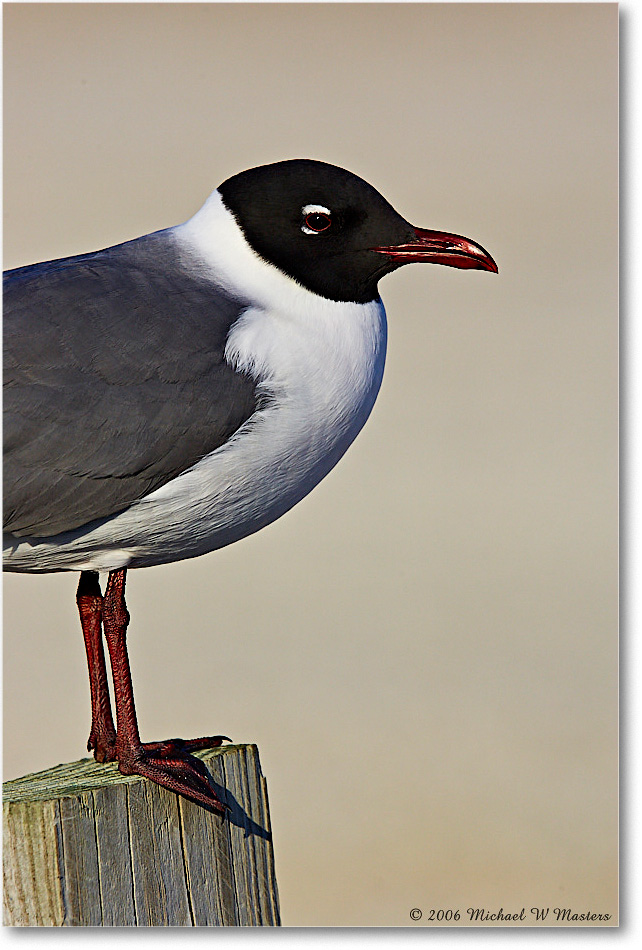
[117,744,226,814]
[142,735,230,758]
[88,731,117,763]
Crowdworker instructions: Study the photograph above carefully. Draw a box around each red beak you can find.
[371,227,498,274]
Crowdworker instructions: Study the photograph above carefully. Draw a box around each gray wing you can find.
[3,231,258,538]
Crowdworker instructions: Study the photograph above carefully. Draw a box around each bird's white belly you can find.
[4,297,387,572]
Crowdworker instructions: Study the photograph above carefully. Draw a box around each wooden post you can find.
[3,743,280,926]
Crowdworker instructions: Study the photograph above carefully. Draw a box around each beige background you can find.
[3,2,618,928]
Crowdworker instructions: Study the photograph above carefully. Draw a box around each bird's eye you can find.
[305,213,331,232]
[301,204,332,235]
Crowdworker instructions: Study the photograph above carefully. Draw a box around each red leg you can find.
[101,568,228,814]
[76,571,117,762]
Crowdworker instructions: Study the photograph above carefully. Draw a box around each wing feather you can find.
[3,231,257,537]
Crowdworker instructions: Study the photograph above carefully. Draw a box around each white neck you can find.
[174,188,389,394]
[174,189,323,309]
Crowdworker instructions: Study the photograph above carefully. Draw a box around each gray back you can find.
[3,231,258,538]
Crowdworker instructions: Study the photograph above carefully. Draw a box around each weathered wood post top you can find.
[3,743,280,926]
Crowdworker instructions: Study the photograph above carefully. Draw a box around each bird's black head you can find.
[218,159,497,304]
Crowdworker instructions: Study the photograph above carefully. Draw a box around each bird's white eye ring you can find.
[301,204,332,235]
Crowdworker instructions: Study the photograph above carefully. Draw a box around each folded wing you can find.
[3,232,257,538]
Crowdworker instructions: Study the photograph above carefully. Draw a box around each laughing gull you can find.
[3,159,497,813]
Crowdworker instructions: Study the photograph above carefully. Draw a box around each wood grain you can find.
[3,744,280,927]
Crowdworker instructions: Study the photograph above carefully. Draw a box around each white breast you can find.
[6,193,387,572]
